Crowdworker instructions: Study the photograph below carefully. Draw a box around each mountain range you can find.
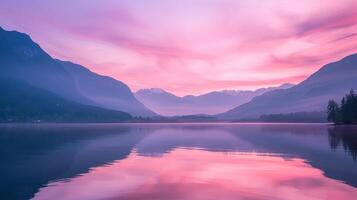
[135,84,294,116]
[217,54,357,120]
[1,26,356,122]
[0,26,155,121]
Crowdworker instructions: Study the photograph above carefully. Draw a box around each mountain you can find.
[0,79,132,122]
[0,27,155,117]
[218,54,357,120]
[56,60,155,117]
[135,84,294,116]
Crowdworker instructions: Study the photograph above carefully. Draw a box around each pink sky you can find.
[1,0,357,96]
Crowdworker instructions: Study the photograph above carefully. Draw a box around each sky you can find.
[0,0,357,96]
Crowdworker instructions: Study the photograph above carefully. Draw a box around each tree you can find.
[327,100,340,123]
[341,89,357,124]
[328,89,357,124]
[348,89,357,123]
[340,97,349,124]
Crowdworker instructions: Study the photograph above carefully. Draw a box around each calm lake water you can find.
[1,123,357,200]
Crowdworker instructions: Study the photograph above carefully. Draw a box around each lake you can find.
[1,123,357,200]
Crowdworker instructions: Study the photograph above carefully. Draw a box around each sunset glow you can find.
[33,149,357,200]
[1,0,357,95]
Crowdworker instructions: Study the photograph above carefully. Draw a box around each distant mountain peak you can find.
[279,83,295,88]
[217,54,357,120]
[216,90,241,95]
[135,84,296,116]
[214,83,295,95]
[137,88,168,94]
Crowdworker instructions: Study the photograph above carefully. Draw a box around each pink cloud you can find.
[0,0,356,95]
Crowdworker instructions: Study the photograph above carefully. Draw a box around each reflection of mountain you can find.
[133,124,357,187]
[1,124,357,199]
[0,124,145,200]
[33,149,357,200]
[329,126,357,160]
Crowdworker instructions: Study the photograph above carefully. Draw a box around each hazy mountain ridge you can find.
[218,54,357,120]
[56,60,156,117]
[135,84,294,116]
[0,79,132,122]
[0,27,155,117]
[0,27,89,104]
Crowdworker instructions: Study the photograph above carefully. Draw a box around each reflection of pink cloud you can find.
[33,149,357,200]
[0,0,357,95]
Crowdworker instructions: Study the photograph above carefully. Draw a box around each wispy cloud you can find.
[0,0,356,95]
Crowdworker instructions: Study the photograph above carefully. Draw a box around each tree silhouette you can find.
[327,100,340,123]
[327,89,357,124]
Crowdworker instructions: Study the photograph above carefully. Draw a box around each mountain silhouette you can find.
[0,27,155,117]
[218,54,357,119]
[0,79,132,122]
[135,84,294,116]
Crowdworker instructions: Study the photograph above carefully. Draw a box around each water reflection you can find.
[0,124,145,200]
[328,126,357,160]
[33,150,357,200]
[0,123,356,200]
